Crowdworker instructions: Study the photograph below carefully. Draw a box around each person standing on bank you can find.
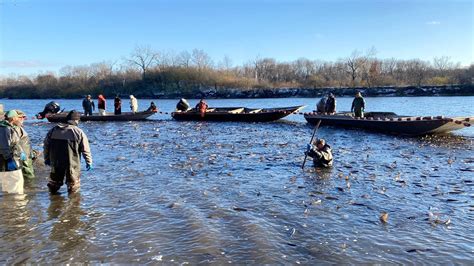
[351,91,366,118]
[114,95,122,115]
[14,110,35,179]
[130,95,138,113]
[98,94,106,116]
[44,110,92,194]
[325,93,337,114]
[82,95,95,116]
[305,138,333,168]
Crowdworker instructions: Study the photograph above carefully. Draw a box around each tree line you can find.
[0,46,472,98]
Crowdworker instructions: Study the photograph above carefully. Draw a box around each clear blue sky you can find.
[0,0,472,76]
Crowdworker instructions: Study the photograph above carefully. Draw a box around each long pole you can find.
[302,120,322,169]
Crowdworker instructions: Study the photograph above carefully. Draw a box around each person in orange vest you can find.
[195,98,208,118]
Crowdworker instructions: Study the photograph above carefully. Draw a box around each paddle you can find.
[302,119,322,169]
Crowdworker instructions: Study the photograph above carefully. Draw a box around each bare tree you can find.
[128,45,158,80]
[191,49,213,70]
[177,51,192,68]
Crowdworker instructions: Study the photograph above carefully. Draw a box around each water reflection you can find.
[47,193,91,263]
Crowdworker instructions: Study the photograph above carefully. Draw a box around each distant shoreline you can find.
[1,84,473,99]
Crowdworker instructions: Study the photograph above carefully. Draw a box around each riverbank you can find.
[1,84,473,99]
[171,84,474,99]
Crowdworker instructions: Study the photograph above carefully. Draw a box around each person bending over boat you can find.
[130,95,138,113]
[316,96,327,113]
[82,95,95,116]
[98,94,106,116]
[305,139,333,168]
[325,93,336,114]
[351,91,365,118]
[195,98,208,118]
[147,102,158,112]
[36,101,60,119]
[176,98,190,112]
[114,95,122,115]
[44,110,92,194]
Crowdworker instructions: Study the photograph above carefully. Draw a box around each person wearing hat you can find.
[129,95,138,113]
[0,110,26,172]
[14,110,35,179]
[305,138,333,168]
[43,110,92,194]
[82,95,95,116]
[351,91,366,118]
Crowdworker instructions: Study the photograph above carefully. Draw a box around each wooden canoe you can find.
[304,112,474,136]
[45,111,156,123]
[172,106,305,122]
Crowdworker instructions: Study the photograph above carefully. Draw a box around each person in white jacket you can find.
[129,95,138,113]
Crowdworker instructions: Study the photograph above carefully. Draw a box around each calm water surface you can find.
[0,97,473,264]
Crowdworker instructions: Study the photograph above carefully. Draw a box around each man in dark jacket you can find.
[351,91,365,118]
[114,95,122,115]
[325,93,337,114]
[305,138,333,168]
[44,110,92,194]
[82,95,95,116]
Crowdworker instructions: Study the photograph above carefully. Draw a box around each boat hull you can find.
[304,112,473,136]
[46,111,155,123]
[172,106,305,122]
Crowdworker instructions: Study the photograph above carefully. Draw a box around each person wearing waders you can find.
[0,110,26,172]
[305,138,333,168]
[14,110,35,179]
[44,110,92,194]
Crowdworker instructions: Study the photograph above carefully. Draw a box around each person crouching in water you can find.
[44,110,92,194]
[305,138,333,168]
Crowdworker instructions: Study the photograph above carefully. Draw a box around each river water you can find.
[0,97,473,264]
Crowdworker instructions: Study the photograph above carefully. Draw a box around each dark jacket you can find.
[176,99,190,111]
[325,97,336,113]
[307,144,333,168]
[351,97,365,112]
[44,122,92,173]
[82,99,95,112]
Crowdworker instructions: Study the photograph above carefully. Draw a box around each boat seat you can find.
[248,109,262,114]
[228,108,244,114]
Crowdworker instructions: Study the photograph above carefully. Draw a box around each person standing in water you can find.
[44,110,92,194]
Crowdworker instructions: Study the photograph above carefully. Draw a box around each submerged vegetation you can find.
[1,46,472,98]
